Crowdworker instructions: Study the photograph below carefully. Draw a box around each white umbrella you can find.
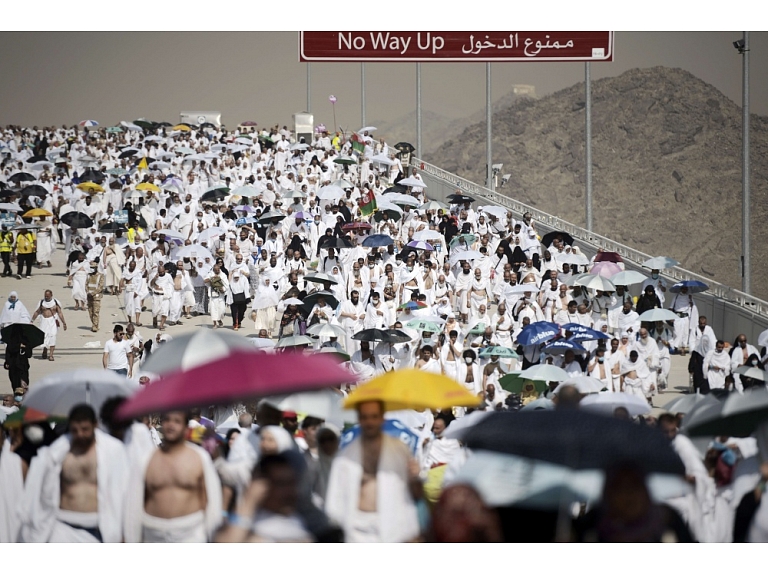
[176,245,213,260]
[610,270,648,286]
[580,392,652,418]
[638,309,679,322]
[266,389,346,422]
[413,230,443,241]
[149,161,171,170]
[0,203,21,212]
[358,126,377,133]
[230,186,261,198]
[290,142,310,151]
[558,376,606,394]
[757,328,768,349]
[141,330,255,375]
[449,250,482,263]
[306,323,347,338]
[734,365,767,382]
[317,185,345,200]
[282,297,304,306]
[663,393,719,415]
[25,369,140,418]
[558,253,590,266]
[519,364,569,382]
[505,284,542,295]
[575,274,616,292]
[371,154,395,166]
[478,205,508,220]
[332,178,354,189]
[386,193,420,207]
[642,256,679,270]
[398,177,427,188]
[443,410,491,440]
[276,335,314,348]
[120,121,143,132]
[250,337,277,352]
[156,229,185,241]
[197,227,226,243]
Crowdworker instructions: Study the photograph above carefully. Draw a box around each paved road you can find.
[1,244,692,414]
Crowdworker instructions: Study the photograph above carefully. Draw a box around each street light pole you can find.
[585,62,593,232]
[361,63,366,128]
[741,31,751,294]
[306,63,311,113]
[416,63,422,159]
[486,62,493,191]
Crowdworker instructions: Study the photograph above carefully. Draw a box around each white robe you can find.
[20,429,129,543]
[324,434,419,543]
[703,349,731,390]
[0,441,24,543]
[123,442,222,543]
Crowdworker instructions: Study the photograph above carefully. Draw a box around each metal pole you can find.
[306,63,311,113]
[585,62,593,232]
[486,62,492,191]
[416,63,422,158]
[361,63,366,128]
[742,31,751,293]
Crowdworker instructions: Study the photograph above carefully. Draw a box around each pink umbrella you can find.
[117,350,356,419]
[590,261,622,278]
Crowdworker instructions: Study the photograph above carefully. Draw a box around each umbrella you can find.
[478,205,508,220]
[340,419,420,455]
[397,301,428,311]
[258,211,287,224]
[250,337,277,352]
[560,324,606,338]
[463,410,685,475]
[358,126,377,133]
[447,194,475,204]
[148,161,171,171]
[372,204,403,222]
[734,365,767,382]
[317,348,352,363]
[196,227,226,243]
[478,346,519,359]
[201,189,230,203]
[575,274,615,292]
[394,142,415,153]
[643,256,679,270]
[134,183,160,193]
[141,330,256,376]
[302,291,339,312]
[505,284,542,296]
[0,323,45,348]
[60,211,94,229]
[450,250,482,263]
[318,237,353,250]
[317,185,345,200]
[2,406,66,428]
[118,149,138,159]
[266,389,346,424]
[670,280,708,294]
[118,351,355,420]
[594,251,623,263]
[26,369,140,418]
[306,323,347,339]
[11,224,39,231]
[341,222,372,232]
[343,369,480,412]
[383,329,412,343]
[413,230,443,241]
[106,168,129,176]
[9,172,35,184]
[589,261,622,278]
[406,319,442,333]
[174,146,195,155]
[541,230,574,247]
[449,233,476,248]
[333,156,357,166]
[230,186,261,198]
[499,373,546,394]
[638,309,679,323]
[386,193,420,207]
[685,387,768,438]
[353,328,395,342]
[120,121,143,132]
[361,234,393,248]
[19,185,48,198]
[383,185,408,195]
[276,335,314,348]
[172,124,192,132]
[518,364,570,382]
[610,270,647,286]
[371,154,395,166]
[78,120,99,127]
[406,240,434,251]
[516,322,560,346]
[521,398,555,411]
[77,182,105,194]
[175,245,214,260]
[443,410,492,440]
[559,376,606,394]
[134,120,156,130]
[397,177,427,188]
[680,399,728,437]
[558,253,590,266]
[304,273,338,286]
[757,329,768,349]
[580,392,652,418]
[663,393,720,415]
[543,340,587,355]
[106,126,123,133]
[0,203,21,212]
[80,169,106,183]
[22,208,52,218]
[98,222,126,234]
[282,298,304,306]
[419,201,448,212]
[156,229,185,241]
[468,323,489,336]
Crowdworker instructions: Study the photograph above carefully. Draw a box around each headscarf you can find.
[0,292,31,327]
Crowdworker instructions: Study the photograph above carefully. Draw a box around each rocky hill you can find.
[427,67,768,300]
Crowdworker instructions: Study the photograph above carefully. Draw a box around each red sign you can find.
[300,32,613,62]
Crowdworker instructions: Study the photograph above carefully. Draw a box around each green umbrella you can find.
[450,233,477,247]
[468,323,487,336]
[478,346,519,359]
[406,319,441,333]
[276,335,314,348]
[373,208,402,222]
[106,126,123,133]
[106,168,128,176]
[499,373,547,394]
[333,156,357,165]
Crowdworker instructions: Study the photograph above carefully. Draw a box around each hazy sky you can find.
[0,31,764,132]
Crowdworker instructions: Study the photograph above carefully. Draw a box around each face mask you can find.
[368,263,374,268]
[465,357,473,365]
[652,273,659,279]
[598,358,604,363]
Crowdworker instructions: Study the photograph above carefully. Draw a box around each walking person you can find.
[102,325,133,377]
[30,290,67,361]
[14,228,36,279]
[86,262,105,333]
[0,228,14,277]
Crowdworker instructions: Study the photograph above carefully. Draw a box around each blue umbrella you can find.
[517,321,560,346]
[406,240,434,251]
[235,217,257,226]
[669,280,708,294]
[560,324,609,341]
[362,234,394,248]
[543,340,587,355]
[339,419,419,455]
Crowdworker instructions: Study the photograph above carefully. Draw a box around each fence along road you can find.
[413,157,768,343]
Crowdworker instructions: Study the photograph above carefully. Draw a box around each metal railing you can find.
[412,157,768,324]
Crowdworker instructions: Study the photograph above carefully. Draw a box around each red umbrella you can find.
[341,222,372,232]
[117,350,356,419]
[594,251,623,263]
[590,261,622,278]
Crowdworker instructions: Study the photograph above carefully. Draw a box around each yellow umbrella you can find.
[22,208,53,218]
[172,124,192,132]
[136,183,160,192]
[76,181,104,193]
[343,369,480,412]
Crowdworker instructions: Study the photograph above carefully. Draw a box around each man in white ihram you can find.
[325,400,421,542]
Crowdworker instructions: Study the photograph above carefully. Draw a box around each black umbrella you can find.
[134,120,156,131]
[257,211,286,224]
[0,190,14,200]
[352,328,392,342]
[447,194,475,204]
[61,211,94,229]
[80,168,105,184]
[383,185,408,195]
[99,222,127,233]
[12,224,40,231]
[9,172,35,184]
[541,230,574,247]
[20,184,48,198]
[683,386,768,438]
[394,142,415,153]
[157,121,173,127]
[200,122,217,129]
[28,155,49,163]
[464,410,685,476]
[118,149,137,159]
[385,329,412,343]
[301,291,339,315]
[201,189,230,203]
[1,323,45,349]
[318,236,354,250]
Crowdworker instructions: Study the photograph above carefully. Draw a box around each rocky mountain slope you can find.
[427,67,768,300]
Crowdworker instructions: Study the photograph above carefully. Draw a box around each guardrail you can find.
[412,157,768,325]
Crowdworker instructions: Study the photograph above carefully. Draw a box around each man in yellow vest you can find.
[0,228,14,277]
[14,229,36,279]
[86,262,106,332]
